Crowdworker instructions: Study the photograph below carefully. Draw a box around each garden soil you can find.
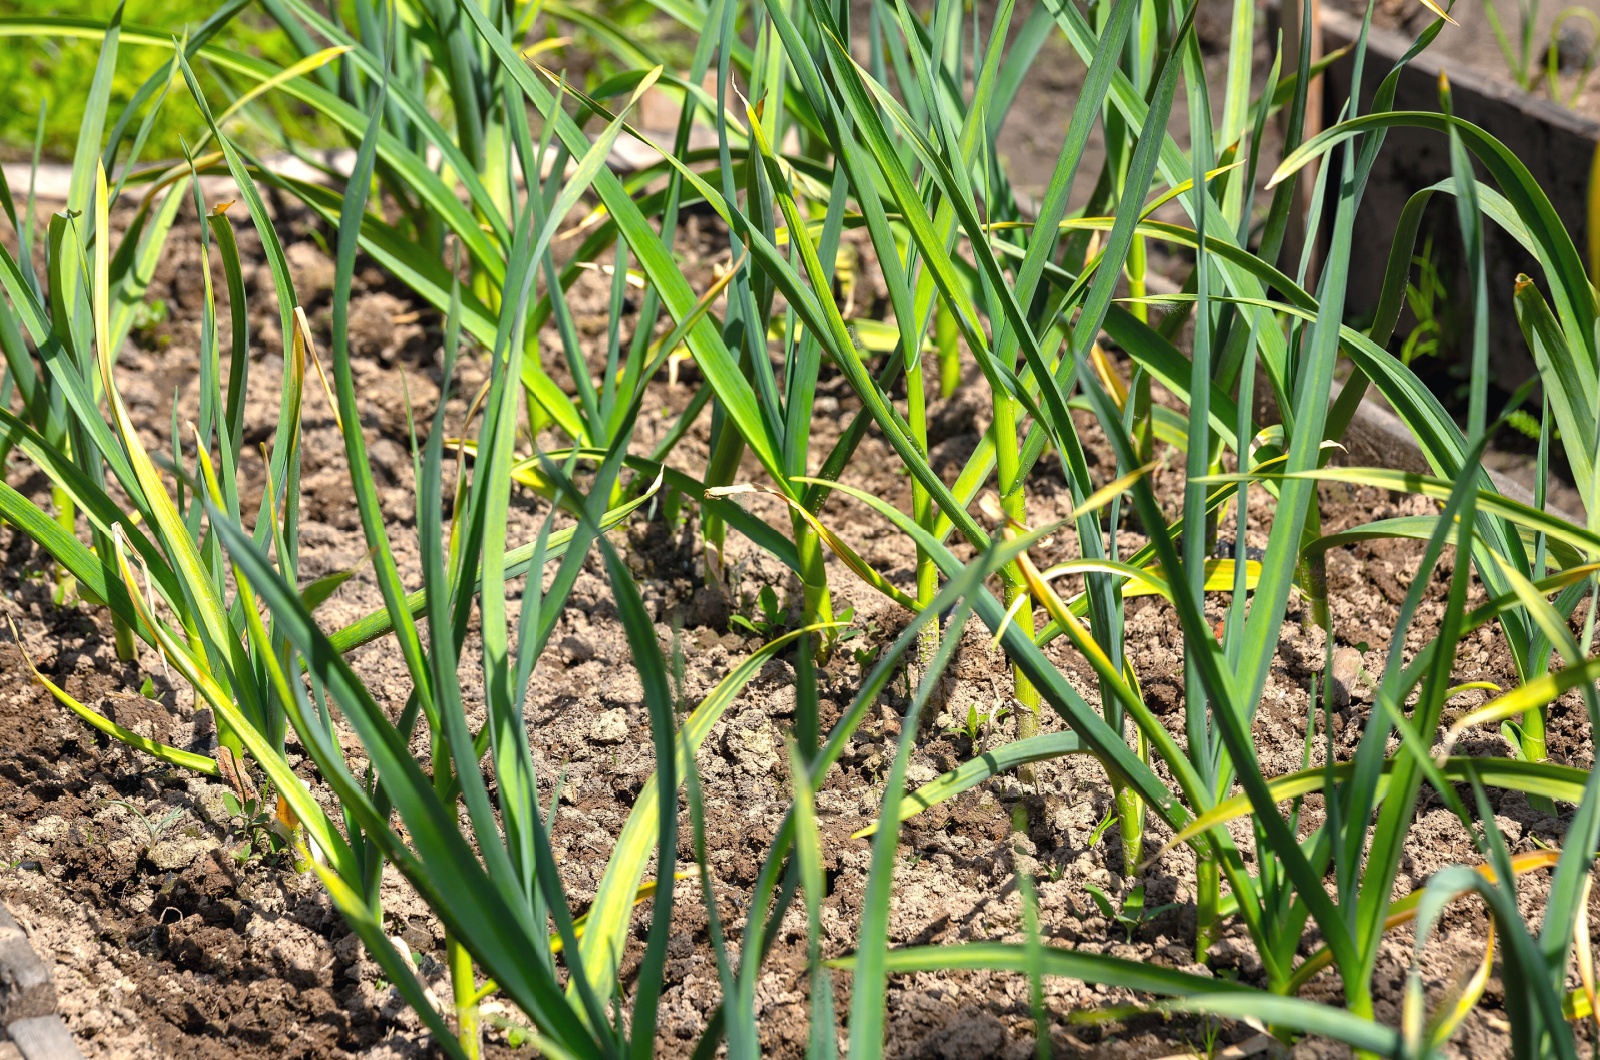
[2,195,1596,1060]
[1337,0,1600,119]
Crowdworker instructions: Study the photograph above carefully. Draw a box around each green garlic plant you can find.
[6,0,1600,1055]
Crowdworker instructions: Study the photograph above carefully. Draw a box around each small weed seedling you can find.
[486,1014,540,1049]
[1087,808,1119,848]
[943,700,1011,744]
[109,800,186,852]
[1083,882,1182,944]
[731,585,787,638]
[1177,1016,1225,1060]
[1400,234,1450,366]
[220,790,291,864]
[829,605,876,662]
[836,608,885,670]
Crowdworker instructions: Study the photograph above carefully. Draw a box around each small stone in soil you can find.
[590,710,630,744]
[1328,645,1365,710]
[560,635,597,665]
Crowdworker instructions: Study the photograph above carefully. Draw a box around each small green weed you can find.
[1087,808,1119,848]
[1083,883,1182,944]
[730,584,786,638]
[109,799,185,851]
[1400,235,1449,366]
[942,699,1011,744]
[218,790,296,865]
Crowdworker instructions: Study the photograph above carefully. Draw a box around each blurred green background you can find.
[0,0,705,164]
[0,0,318,162]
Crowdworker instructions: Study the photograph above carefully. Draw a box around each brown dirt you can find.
[1334,0,1600,120]
[2,189,1595,1060]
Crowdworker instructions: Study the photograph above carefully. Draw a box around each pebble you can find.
[590,709,630,745]
[1329,645,1365,710]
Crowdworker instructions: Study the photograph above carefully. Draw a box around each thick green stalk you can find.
[1194,855,1220,963]
[1130,371,1154,469]
[1115,719,1146,878]
[790,515,832,761]
[1525,395,1554,812]
[1520,703,1550,771]
[1126,232,1149,324]
[521,332,553,441]
[935,297,961,399]
[701,410,746,582]
[111,604,136,661]
[50,485,76,605]
[992,395,1040,763]
[907,357,941,707]
[916,549,940,668]
[1202,448,1224,558]
[447,931,481,1060]
[470,208,500,317]
[1296,501,1329,630]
